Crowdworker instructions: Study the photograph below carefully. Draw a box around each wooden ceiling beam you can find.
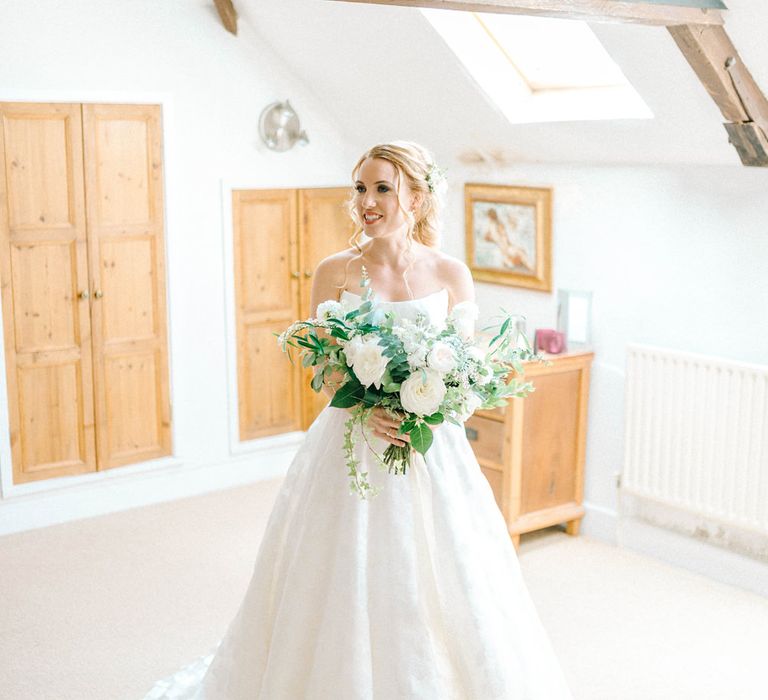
[669,24,768,165]
[214,0,238,35]
[328,0,724,27]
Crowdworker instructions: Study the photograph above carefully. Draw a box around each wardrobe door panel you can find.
[99,236,156,342]
[4,112,73,228]
[90,117,152,225]
[82,104,172,469]
[241,321,300,437]
[298,188,356,429]
[0,102,96,483]
[233,190,301,440]
[104,350,163,458]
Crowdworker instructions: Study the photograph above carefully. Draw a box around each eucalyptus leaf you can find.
[311,371,324,393]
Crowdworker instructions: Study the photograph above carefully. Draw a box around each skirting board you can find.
[575,500,768,599]
[0,438,302,537]
[617,492,768,599]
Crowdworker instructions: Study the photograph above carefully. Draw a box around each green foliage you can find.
[310,370,325,393]
[423,412,444,425]
[330,377,365,408]
[343,406,381,500]
[409,422,433,455]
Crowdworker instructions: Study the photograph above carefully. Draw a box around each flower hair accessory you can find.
[425,163,447,194]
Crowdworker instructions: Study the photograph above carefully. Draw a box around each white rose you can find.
[344,335,364,366]
[351,340,389,389]
[400,369,447,417]
[468,346,485,362]
[450,301,480,341]
[427,341,457,373]
[458,392,483,422]
[316,299,343,320]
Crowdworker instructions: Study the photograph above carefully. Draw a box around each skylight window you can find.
[421,9,653,123]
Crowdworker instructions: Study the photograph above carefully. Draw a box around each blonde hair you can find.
[341,141,444,297]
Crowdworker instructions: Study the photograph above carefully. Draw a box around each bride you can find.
[143,142,573,699]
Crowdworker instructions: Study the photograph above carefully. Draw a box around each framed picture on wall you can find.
[464,183,552,291]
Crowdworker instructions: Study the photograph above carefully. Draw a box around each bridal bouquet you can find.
[277,277,539,499]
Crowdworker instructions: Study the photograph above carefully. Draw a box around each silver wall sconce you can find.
[258,100,309,152]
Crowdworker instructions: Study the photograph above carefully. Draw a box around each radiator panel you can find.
[623,345,768,535]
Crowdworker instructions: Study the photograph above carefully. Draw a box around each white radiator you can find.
[623,344,768,539]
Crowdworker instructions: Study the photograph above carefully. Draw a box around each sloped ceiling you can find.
[239,0,768,166]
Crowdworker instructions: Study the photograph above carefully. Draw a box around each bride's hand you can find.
[366,409,441,446]
[367,407,409,447]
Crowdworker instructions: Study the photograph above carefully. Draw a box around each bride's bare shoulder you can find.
[314,248,360,286]
[428,250,474,303]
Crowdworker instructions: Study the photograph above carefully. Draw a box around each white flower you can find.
[400,369,446,417]
[344,335,364,366]
[316,299,343,320]
[350,339,389,389]
[340,295,357,315]
[407,346,428,370]
[450,301,479,341]
[458,392,483,422]
[427,341,457,373]
[468,346,485,362]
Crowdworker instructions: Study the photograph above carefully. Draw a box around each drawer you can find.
[465,415,504,466]
[474,405,505,422]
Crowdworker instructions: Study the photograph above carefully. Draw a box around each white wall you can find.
[2,0,767,551]
[0,0,357,533]
[439,158,768,540]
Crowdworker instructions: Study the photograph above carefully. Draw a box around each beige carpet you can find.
[1,478,767,700]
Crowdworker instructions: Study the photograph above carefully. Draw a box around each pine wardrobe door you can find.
[298,187,356,429]
[0,102,97,483]
[82,104,172,469]
[232,189,302,440]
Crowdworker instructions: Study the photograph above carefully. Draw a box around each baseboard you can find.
[617,514,768,598]
[0,439,301,537]
[580,500,619,544]
[574,499,768,598]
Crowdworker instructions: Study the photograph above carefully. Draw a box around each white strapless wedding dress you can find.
[142,289,573,699]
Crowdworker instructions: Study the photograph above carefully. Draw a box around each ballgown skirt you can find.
[142,405,574,699]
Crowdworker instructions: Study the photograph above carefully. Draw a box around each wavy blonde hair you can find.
[340,141,443,297]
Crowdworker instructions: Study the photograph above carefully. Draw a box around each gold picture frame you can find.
[465,183,552,291]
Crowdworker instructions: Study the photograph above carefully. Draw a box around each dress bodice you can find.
[340,288,449,328]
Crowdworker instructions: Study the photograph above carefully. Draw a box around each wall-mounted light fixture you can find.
[258,100,309,152]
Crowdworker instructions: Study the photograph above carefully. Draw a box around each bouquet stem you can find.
[382,444,412,475]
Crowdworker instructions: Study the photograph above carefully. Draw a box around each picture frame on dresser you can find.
[465,183,552,292]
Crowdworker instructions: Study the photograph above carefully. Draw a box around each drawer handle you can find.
[465,426,478,441]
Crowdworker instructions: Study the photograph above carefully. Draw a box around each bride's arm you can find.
[309,254,409,447]
[440,255,476,310]
[309,256,347,402]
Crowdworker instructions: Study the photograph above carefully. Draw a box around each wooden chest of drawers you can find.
[466,350,594,548]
